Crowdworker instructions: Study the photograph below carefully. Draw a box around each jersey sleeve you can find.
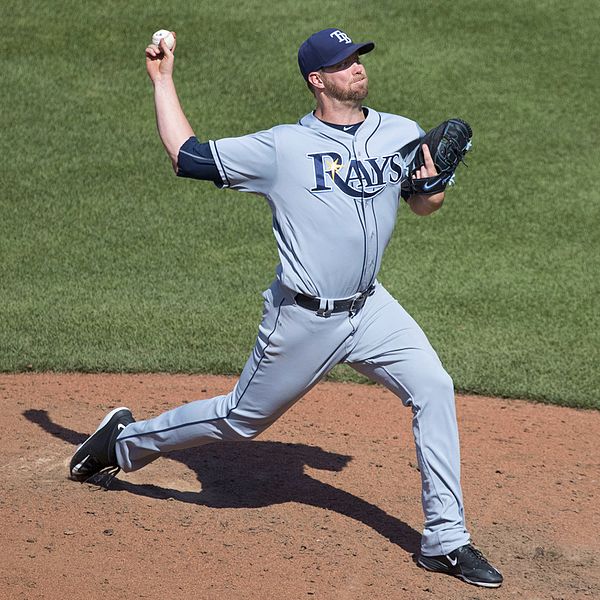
[403,123,426,166]
[177,137,224,187]
[209,129,276,195]
[399,122,426,200]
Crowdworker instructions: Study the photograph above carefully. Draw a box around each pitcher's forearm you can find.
[407,191,445,215]
[153,76,194,170]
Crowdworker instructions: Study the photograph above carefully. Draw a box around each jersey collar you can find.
[299,106,379,140]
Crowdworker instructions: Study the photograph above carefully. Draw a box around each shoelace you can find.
[85,465,121,490]
[463,545,487,565]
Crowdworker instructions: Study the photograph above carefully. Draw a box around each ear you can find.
[307,70,325,90]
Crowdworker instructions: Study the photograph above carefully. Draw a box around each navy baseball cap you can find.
[298,28,374,80]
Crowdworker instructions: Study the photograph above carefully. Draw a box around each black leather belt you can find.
[294,285,375,317]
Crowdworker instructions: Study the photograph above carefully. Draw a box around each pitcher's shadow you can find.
[24,409,421,554]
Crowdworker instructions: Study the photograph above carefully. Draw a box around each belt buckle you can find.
[349,286,374,316]
[349,295,362,317]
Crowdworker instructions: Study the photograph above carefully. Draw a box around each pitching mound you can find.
[1,373,598,599]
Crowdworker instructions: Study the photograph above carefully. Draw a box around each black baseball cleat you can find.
[417,543,503,588]
[69,407,135,486]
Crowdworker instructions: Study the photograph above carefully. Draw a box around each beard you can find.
[322,75,369,103]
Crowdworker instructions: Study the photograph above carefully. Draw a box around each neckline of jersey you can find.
[315,107,369,134]
[300,107,376,138]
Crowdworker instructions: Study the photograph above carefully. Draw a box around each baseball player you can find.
[70,28,502,588]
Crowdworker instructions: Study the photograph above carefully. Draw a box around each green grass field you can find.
[1,1,598,408]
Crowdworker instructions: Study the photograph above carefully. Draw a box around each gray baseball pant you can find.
[116,279,470,556]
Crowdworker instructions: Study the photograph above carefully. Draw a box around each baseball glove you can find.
[405,118,473,195]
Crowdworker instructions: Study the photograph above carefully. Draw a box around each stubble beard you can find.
[323,76,369,103]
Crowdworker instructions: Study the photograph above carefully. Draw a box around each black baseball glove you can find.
[404,118,473,195]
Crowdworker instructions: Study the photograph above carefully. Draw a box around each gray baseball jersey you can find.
[208,108,424,298]
[116,107,470,557]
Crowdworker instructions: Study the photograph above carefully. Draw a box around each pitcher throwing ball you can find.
[70,27,502,588]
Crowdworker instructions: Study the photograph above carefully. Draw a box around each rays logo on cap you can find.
[298,28,375,80]
[330,30,352,44]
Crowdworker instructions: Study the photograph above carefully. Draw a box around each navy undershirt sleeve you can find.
[177,136,224,187]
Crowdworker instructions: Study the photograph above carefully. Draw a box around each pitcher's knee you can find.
[416,364,455,406]
[220,416,271,442]
[436,368,455,396]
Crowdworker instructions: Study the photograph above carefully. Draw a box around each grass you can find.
[1,0,598,408]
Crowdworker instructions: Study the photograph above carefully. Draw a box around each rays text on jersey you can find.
[307,151,405,199]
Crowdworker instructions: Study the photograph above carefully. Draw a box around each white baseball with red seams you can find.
[151,29,174,50]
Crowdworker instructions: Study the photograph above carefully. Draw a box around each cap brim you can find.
[321,41,375,69]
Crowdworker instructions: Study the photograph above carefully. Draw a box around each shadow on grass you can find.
[24,408,421,554]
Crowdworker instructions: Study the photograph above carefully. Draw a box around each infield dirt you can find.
[1,373,598,599]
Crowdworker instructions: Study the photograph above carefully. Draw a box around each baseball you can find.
[151,29,175,50]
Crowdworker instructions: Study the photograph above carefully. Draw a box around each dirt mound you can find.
[1,373,598,599]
